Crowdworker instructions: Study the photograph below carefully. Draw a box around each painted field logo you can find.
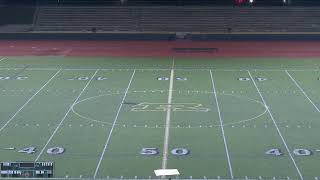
[131,102,210,112]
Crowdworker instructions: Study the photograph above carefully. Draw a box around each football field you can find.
[1,56,320,180]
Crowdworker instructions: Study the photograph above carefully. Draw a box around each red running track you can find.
[0,40,320,58]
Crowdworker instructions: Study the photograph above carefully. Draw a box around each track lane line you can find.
[93,70,136,178]
[35,69,99,161]
[209,70,234,179]
[285,70,320,112]
[0,69,61,133]
[248,70,303,180]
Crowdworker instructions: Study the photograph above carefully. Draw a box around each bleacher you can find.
[34,6,320,33]
[35,7,138,31]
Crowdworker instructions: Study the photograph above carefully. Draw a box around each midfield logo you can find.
[131,102,210,112]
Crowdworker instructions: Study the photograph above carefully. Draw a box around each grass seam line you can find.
[209,70,234,179]
[94,70,136,178]
[35,69,99,161]
[248,70,304,180]
[285,70,320,112]
[0,69,61,133]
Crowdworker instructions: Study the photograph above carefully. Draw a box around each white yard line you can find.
[0,57,6,63]
[93,70,136,178]
[0,69,61,133]
[35,69,99,161]
[209,70,234,179]
[285,70,320,112]
[161,59,175,170]
[247,70,304,180]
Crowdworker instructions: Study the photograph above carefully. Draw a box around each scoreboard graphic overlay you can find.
[0,162,54,178]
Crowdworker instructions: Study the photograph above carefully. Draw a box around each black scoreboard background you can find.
[0,162,54,178]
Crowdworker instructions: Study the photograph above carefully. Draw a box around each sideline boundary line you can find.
[35,69,99,161]
[0,178,297,180]
[1,66,320,72]
[161,58,175,170]
[93,70,136,178]
[0,69,61,133]
[209,70,234,179]
[285,70,320,112]
[248,70,304,180]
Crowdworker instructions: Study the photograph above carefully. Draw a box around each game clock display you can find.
[0,162,54,178]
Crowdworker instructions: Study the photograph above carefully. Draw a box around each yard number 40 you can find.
[266,148,312,156]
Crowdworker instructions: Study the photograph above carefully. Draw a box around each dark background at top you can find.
[3,0,320,6]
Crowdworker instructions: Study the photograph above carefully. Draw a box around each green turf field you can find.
[1,56,320,180]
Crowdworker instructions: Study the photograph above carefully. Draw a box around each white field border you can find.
[285,70,320,112]
[0,69,62,133]
[1,66,320,72]
[93,70,136,178]
[35,69,100,161]
[161,58,175,170]
[0,178,301,180]
[247,70,304,180]
[209,70,234,179]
